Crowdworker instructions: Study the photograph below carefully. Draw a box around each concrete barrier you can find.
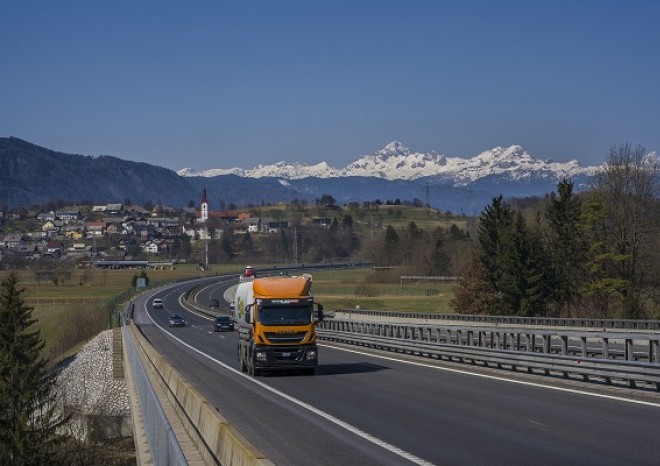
[128,322,273,465]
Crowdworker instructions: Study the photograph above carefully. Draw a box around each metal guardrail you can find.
[336,309,660,330]
[318,320,660,390]
[122,323,187,466]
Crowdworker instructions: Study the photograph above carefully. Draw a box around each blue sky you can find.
[1,1,659,171]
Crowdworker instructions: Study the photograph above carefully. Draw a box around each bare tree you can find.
[594,143,660,317]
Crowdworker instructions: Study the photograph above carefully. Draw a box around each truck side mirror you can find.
[316,304,324,323]
[245,304,254,324]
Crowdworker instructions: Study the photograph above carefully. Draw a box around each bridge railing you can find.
[334,309,660,330]
[318,319,660,390]
[122,320,187,465]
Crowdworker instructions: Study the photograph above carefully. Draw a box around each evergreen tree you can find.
[242,231,255,259]
[511,212,551,316]
[477,196,516,313]
[579,191,630,317]
[402,221,422,263]
[383,225,401,266]
[544,179,586,314]
[0,274,68,465]
[220,228,234,258]
[477,197,550,316]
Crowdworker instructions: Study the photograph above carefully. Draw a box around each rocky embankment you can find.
[57,329,130,417]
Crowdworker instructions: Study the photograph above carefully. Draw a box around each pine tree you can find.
[0,274,68,465]
[477,196,516,314]
[477,197,550,316]
[220,228,234,257]
[512,212,551,317]
[426,228,450,276]
[383,225,401,266]
[545,179,586,314]
[579,191,631,317]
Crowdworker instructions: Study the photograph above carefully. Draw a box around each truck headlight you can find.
[255,352,267,361]
[306,350,317,360]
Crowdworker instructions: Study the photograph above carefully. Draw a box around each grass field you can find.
[0,264,240,357]
[1,264,457,359]
[311,268,457,314]
[241,204,469,232]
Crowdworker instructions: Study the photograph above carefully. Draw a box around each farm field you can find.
[1,264,457,360]
[311,268,457,314]
[0,264,235,358]
[240,204,469,232]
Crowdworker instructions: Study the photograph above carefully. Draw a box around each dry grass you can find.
[1,264,456,360]
[0,264,243,359]
[311,268,456,313]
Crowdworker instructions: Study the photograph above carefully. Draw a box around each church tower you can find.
[201,188,209,223]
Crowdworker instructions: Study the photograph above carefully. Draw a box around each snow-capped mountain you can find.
[178,141,600,185]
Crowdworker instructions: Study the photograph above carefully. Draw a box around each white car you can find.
[153,298,163,309]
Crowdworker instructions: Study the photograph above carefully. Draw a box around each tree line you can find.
[452,144,659,319]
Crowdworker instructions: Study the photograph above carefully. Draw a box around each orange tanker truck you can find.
[234,274,324,376]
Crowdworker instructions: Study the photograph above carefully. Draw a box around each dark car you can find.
[168,314,186,327]
[214,315,234,332]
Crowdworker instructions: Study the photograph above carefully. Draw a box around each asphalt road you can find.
[134,279,660,466]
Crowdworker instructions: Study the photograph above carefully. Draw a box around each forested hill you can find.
[0,136,559,212]
[0,137,325,209]
[0,137,481,211]
[0,137,200,208]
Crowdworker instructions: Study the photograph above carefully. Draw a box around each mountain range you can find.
[1,137,602,214]
[178,141,599,185]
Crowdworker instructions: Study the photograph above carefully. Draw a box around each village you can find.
[0,189,336,267]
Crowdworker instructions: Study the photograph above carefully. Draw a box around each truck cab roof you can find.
[252,276,312,299]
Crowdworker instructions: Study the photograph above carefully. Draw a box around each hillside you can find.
[0,137,592,213]
[0,137,199,208]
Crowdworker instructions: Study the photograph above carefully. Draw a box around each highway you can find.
[133,277,660,465]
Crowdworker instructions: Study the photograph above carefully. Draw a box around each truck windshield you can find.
[258,306,312,326]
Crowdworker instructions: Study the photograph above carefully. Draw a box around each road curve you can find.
[134,278,660,465]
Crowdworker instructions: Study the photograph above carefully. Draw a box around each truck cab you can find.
[235,275,323,376]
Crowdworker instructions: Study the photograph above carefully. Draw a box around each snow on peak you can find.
[344,141,448,180]
[377,141,411,158]
[177,167,244,177]
[178,142,598,183]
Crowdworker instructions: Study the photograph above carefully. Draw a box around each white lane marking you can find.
[144,311,433,466]
[319,343,660,409]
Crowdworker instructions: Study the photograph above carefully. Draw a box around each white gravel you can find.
[56,330,129,416]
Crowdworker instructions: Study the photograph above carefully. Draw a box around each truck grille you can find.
[264,331,308,343]
[272,347,303,361]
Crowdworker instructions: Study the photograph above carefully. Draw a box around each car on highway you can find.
[168,314,186,327]
[213,315,234,332]
[153,298,163,309]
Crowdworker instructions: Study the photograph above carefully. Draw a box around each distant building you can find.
[200,188,209,223]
